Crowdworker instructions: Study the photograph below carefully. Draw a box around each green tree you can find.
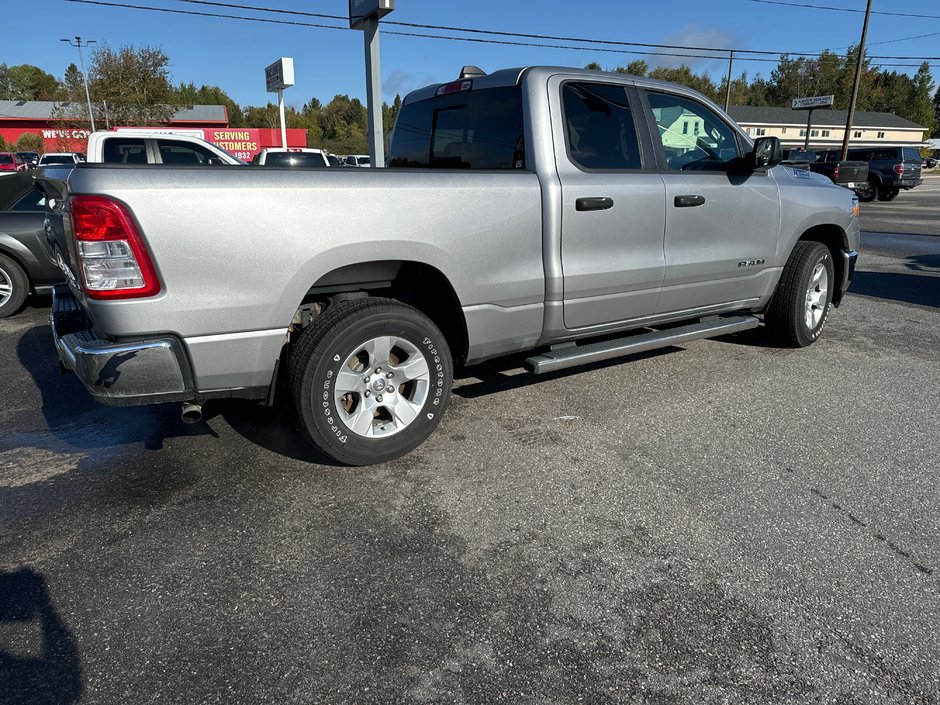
[616,60,649,76]
[584,62,602,71]
[382,94,402,131]
[84,45,176,125]
[649,65,718,101]
[176,82,244,126]
[904,62,937,137]
[0,64,61,100]
[14,133,44,153]
[933,85,940,137]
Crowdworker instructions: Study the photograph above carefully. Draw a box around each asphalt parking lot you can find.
[1,183,939,704]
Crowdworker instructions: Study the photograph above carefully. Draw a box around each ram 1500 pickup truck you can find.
[38,66,860,465]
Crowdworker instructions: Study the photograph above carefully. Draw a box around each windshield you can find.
[40,155,75,164]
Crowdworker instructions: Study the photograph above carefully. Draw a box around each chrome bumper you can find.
[52,286,193,406]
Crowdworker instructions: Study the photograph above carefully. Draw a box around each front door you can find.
[641,90,781,315]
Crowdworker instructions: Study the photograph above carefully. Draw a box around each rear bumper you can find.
[52,285,194,406]
[897,178,923,190]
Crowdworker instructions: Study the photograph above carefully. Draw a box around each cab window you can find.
[646,92,741,171]
[562,82,641,170]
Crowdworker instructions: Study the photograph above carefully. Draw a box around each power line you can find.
[63,0,939,69]
[166,0,940,60]
[747,0,940,21]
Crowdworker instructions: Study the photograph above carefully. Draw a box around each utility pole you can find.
[61,36,97,133]
[724,50,734,112]
[840,0,873,160]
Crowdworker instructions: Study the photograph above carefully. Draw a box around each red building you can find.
[0,101,306,160]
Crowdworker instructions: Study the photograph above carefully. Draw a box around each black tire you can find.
[0,254,29,319]
[877,189,899,202]
[764,241,835,348]
[858,178,878,203]
[288,297,453,466]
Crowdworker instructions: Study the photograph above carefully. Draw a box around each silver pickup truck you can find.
[39,66,859,465]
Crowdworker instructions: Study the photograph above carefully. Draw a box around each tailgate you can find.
[34,166,81,293]
[834,161,869,185]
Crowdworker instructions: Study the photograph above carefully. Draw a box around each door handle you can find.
[674,195,706,208]
[576,197,614,211]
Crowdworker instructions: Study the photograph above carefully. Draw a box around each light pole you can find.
[61,36,97,133]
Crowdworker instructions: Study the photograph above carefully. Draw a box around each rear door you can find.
[639,89,780,315]
[550,77,666,329]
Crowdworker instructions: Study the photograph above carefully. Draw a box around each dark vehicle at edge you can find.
[0,172,63,317]
[824,146,923,202]
[782,149,869,198]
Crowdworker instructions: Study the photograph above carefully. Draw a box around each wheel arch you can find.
[294,260,469,366]
[0,240,34,291]
[797,224,848,305]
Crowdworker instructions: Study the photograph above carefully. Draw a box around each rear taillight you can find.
[833,164,840,180]
[893,163,904,175]
[70,195,160,299]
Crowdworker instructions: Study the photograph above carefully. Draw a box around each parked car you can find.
[15,152,39,169]
[0,172,63,317]
[326,154,343,167]
[38,152,84,166]
[841,146,923,202]
[86,131,244,165]
[344,154,371,167]
[250,148,329,167]
[0,152,28,173]
[923,156,937,170]
[39,65,859,465]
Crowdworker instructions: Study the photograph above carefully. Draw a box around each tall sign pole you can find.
[265,58,295,149]
[350,0,395,167]
[841,0,873,161]
[792,95,834,150]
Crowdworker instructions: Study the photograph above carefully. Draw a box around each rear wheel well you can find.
[292,261,468,366]
[797,225,847,304]
[0,247,32,291]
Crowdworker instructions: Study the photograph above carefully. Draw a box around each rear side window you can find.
[0,155,14,164]
[562,82,641,170]
[9,189,45,212]
[102,138,147,164]
[157,140,217,165]
[263,152,328,167]
[388,86,525,169]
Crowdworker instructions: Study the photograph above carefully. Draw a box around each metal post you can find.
[61,37,97,133]
[841,0,873,160]
[804,108,814,150]
[363,16,384,167]
[103,100,110,130]
[723,51,734,112]
[277,88,287,148]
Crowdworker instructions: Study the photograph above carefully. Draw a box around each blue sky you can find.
[10,0,940,109]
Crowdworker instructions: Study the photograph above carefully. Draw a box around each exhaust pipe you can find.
[181,402,203,424]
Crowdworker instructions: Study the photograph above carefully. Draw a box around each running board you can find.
[524,315,760,374]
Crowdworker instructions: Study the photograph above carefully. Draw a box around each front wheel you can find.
[765,241,834,347]
[877,189,899,202]
[288,297,453,466]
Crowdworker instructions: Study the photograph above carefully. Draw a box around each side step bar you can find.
[524,315,760,375]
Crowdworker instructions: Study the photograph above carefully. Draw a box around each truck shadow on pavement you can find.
[15,325,218,454]
[849,263,940,309]
[0,568,83,705]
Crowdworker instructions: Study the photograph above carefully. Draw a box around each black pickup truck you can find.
[819,146,923,202]
[782,149,869,197]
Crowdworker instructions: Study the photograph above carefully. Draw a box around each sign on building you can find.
[792,95,834,110]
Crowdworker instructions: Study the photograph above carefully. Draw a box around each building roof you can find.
[0,100,227,123]
[728,105,925,131]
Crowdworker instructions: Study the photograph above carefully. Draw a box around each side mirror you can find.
[748,136,782,169]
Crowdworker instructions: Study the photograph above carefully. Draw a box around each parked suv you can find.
[343,154,371,167]
[0,152,28,172]
[251,148,329,167]
[835,146,923,202]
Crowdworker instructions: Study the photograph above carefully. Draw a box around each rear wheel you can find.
[765,241,834,348]
[289,297,453,465]
[858,178,878,202]
[877,189,899,202]
[0,254,29,319]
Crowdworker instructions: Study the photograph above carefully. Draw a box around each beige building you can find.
[727,106,926,150]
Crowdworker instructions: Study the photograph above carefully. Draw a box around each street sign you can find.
[792,95,834,110]
[349,0,395,30]
[264,58,295,93]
